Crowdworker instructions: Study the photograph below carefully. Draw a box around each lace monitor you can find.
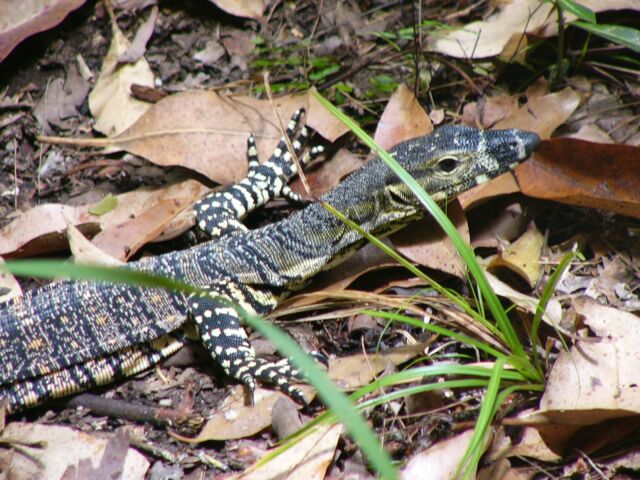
[0,111,539,413]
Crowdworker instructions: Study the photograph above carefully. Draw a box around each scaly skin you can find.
[0,113,539,413]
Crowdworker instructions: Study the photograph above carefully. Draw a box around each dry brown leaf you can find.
[427,0,554,59]
[391,200,469,278]
[458,172,522,210]
[237,424,342,480]
[488,222,544,288]
[290,241,397,302]
[0,423,148,480]
[470,200,528,248]
[66,217,123,266]
[539,296,640,425]
[428,0,638,60]
[516,138,640,219]
[32,65,90,134]
[0,204,99,258]
[47,90,348,184]
[484,270,562,328]
[462,95,520,129]
[91,197,193,261]
[373,83,433,149]
[400,429,482,480]
[488,424,562,463]
[495,86,582,139]
[117,6,157,64]
[173,385,312,442]
[88,6,154,136]
[328,342,429,390]
[0,0,85,63]
[539,0,640,37]
[0,258,21,302]
[208,0,265,20]
[289,148,365,198]
[0,179,207,258]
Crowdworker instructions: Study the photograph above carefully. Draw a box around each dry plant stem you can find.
[65,394,201,426]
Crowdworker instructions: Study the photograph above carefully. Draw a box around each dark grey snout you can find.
[486,128,540,165]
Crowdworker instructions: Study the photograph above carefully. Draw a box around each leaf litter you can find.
[1,0,640,478]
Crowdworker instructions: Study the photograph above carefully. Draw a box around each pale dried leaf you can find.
[0,423,148,480]
[290,148,365,198]
[400,429,480,480]
[427,0,554,59]
[238,424,342,480]
[539,296,640,424]
[91,197,193,261]
[33,66,90,134]
[88,10,154,136]
[0,179,207,258]
[488,222,544,287]
[391,200,469,278]
[374,83,433,149]
[173,386,312,442]
[488,425,562,463]
[0,258,21,302]
[495,86,582,139]
[208,0,265,20]
[0,204,98,257]
[117,6,157,63]
[108,90,344,183]
[328,342,429,390]
[66,217,123,266]
[484,270,562,327]
[0,0,85,62]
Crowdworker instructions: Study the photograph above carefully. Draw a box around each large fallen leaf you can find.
[44,90,349,183]
[91,196,194,261]
[494,86,582,139]
[373,83,433,149]
[539,296,640,425]
[516,138,640,219]
[0,179,207,258]
[400,429,482,480]
[172,386,313,442]
[428,0,639,59]
[289,148,365,198]
[237,424,342,480]
[209,0,265,20]
[488,424,562,463]
[427,0,554,58]
[328,341,429,390]
[0,424,148,480]
[488,222,544,288]
[88,5,155,136]
[484,270,562,328]
[0,0,85,63]
[391,200,469,278]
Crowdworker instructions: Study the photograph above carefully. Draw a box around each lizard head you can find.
[386,124,539,204]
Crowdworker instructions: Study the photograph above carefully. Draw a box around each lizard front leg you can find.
[188,281,307,405]
[194,108,323,239]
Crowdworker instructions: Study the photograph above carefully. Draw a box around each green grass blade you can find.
[573,21,640,53]
[557,0,596,23]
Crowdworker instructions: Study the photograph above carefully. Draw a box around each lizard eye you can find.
[437,156,459,173]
